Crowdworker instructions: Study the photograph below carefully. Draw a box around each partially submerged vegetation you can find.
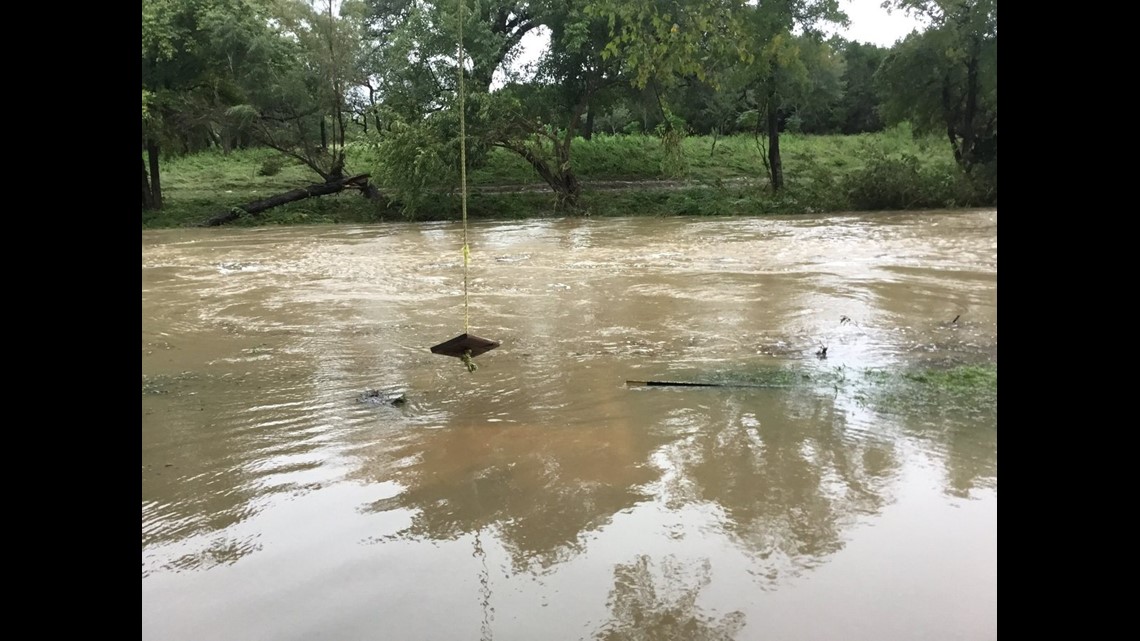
[689,362,998,418]
[857,364,997,416]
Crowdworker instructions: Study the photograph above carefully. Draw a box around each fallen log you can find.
[626,380,794,389]
[200,174,377,227]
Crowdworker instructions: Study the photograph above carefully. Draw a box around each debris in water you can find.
[359,390,407,406]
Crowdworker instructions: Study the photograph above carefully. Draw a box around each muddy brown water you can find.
[142,210,997,641]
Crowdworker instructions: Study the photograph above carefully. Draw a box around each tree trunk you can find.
[583,107,595,140]
[142,156,154,210]
[147,138,163,209]
[548,171,580,209]
[320,118,328,151]
[766,81,783,192]
[961,54,978,172]
[200,174,378,226]
[501,145,581,210]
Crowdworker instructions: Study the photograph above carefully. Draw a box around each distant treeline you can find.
[143,0,996,218]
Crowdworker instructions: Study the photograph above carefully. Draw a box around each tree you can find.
[142,0,299,210]
[363,1,550,215]
[875,0,996,174]
[367,0,622,213]
[583,0,754,179]
[143,0,387,223]
[785,37,846,134]
[587,0,751,90]
[364,0,545,94]
[834,39,889,134]
[587,0,846,191]
[482,3,624,209]
[736,1,846,190]
[230,0,375,183]
[142,91,160,210]
[142,0,212,211]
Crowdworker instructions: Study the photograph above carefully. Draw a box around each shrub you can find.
[841,149,960,210]
[258,156,285,176]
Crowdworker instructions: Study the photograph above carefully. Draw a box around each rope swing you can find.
[429,0,500,372]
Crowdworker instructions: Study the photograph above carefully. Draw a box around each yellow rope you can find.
[458,0,470,335]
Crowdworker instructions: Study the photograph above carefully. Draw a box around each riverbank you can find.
[142,128,997,228]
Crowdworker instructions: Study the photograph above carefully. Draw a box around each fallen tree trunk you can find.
[200,174,378,227]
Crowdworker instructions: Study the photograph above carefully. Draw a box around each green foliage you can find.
[735,109,760,131]
[142,0,375,195]
[258,156,285,176]
[139,0,1000,228]
[571,134,661,177]
[594,105,633,135]
[834,40,889,134]
[585,0,754,89]
[655,112,689,177]
[842,151,931,209]
[364,0,545,95]
[839,146,984,210]
[780,152,847,212]
[141,146,385,227]
[371,111,458,217]
[472,132,666,184]
[875,0,996,173]
[142,0,288,147]
[783,36,845,133]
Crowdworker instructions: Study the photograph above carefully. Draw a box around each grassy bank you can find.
[143,126,997,228]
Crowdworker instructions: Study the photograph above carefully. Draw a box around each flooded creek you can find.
[143,210,997,640]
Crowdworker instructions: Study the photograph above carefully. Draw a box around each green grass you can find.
[144,125,994,228]
[468,123,954,185]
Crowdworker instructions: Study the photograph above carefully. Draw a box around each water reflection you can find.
[594,555,746,641]
[682,394,898,571]
[345,374,995,588]
[353,419,667,571]
[892,398,998,499]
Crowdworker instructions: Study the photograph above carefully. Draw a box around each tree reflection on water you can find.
[593,555,746,641]
[646,389,902,584]
[353,418,670,571]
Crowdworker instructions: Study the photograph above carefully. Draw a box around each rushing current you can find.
[143,209,997,641]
